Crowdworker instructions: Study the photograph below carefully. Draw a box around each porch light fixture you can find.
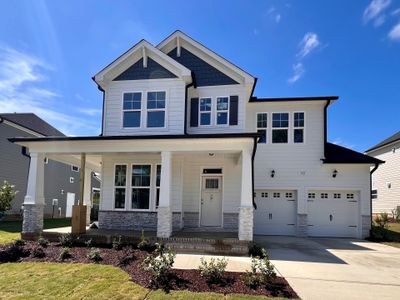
[332,169,338,178]
[270,170,275,178]
[208,153,215,157]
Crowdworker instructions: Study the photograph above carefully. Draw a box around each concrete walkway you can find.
[255,236,400,300]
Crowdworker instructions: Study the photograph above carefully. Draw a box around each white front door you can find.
[200,176,222,227]
[66,193,75,218]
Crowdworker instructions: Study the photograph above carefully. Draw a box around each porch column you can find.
[71,153,87,234]
[239,148,253,241]
[83,168,92,225]
[22,152,45,234]
[157,151,172,238]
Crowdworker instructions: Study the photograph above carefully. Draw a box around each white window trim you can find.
[121,91,143,129]
[256,112,268,144]
[130,164,153,211]
[146,90,168,129]
[293,111,305,144]
[271,112,290,144]
[199,97,213,127]
[215,96,230,126]
[113,164,128,210]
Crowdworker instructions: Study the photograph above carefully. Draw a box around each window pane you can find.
[115,165,126,186]
[147,91,165,109]
[148,92,156,101]
[272,129,288,143]
[294,112,304,127]
[200,98,211,111]
[123,111,140,127]
[257,129,267,143]
[217,112,228,125]
[131,188,150,209]
[257,113,267,128]
[272,113,289,128]
[147,111,165,127]
[205,179,219,189]
[156,165,161,187]
[156,188,160,208]
[132,165,151,187]
[200,112,211,125]
[114,188,125,209]
[294,129,304,143]
[123,93,141,110]
[217,97,228,110]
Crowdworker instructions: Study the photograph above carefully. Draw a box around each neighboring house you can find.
[11,31,382,240]
[365,131,400,215]
[0,113,99,218]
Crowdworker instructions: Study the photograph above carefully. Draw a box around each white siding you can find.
[369,141,400,214]
[103,78,186,136]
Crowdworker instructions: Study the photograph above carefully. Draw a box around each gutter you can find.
[184,72,196,134]
[369,163,380,232]
[251,136,259,209]
[91,76,106,136]
[323,99,332,159]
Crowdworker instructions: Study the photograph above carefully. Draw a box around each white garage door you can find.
[254,190,297,235]
[307,191,359,238]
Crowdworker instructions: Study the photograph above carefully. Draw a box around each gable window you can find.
[131,165,151,209]
[147,91,166,128]
[272,113,289,143]
[216,97,229,125]
[199,98,212,126]
[294,112,304,143]
[156,165,161,208]
[123,92,142,128]
[256,113,268,143]
[114,165,127,209]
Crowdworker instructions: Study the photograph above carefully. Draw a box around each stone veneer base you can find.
[22,203,44,233]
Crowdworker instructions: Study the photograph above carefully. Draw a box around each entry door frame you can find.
[66,192,75,218]
[199,167,224,227]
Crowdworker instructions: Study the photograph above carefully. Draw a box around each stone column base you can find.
[157,206,172,238]
[239,206,253,241]
[22,203,44,233]
[86,207,91,226]
[297,213,308,237]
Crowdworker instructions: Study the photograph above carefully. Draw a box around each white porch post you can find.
[239,148,254,241]
[157,151,172,238]
[83,168,92,225]
[22,152,45,233]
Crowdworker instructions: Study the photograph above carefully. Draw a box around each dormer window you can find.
[199,98,212,126]
[216,97,229,125]
[123,92,142,128]
[147,91,166,128]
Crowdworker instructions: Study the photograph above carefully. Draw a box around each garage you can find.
[307,191,359,238]
[254,190,297,235]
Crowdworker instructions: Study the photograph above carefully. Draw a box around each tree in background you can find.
[0,181,18,218]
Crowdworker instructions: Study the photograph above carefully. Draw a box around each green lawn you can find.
[0,218,71,245]
[0,262,283,300]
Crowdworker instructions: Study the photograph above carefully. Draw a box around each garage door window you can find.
[321,193,328,199]
[308,193,316,199]
[261,192,268,198]
[333,193,341,199]
[273,192,280,198]
[285,192,293,198]
[347,193,354,199]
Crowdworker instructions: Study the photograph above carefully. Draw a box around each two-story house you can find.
[11,31,382,240]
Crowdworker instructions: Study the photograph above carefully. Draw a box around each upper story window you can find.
[147,91,166,128]
[216,97,229,125]
[257,113,268,144]
[272,113,289,143]
[294,112,304,143]
[199,98,212,126]
[123,92,142,128]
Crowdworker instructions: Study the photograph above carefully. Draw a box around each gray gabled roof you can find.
[323,143,384,165]
[366,131,400,153]
[0,113,64,137]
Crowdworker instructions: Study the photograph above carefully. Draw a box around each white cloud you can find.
[267,6,282,24]
[297,32,320,59]
[388,22,400,41]
[275,14,281,23]
[77,108,102,116]
[288,63,305,84]
[363,0,391,25]
[0,45,99,136]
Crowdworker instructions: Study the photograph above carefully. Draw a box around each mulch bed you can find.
[1,241,298,298]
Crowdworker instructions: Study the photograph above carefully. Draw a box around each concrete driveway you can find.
[255,236,400,300]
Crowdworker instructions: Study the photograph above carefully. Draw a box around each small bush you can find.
[87,248,102,262]
[243,248,276,288]
[31,246,45,258]
[85,238,93,248]
[37,236,49,248]
[119,248,136,266]
[112,235,123,250]
[59,234,74,247]
[142,243,175,286]
[0,244,27,263]
[14,239,26,247]
[375,213,390,229]
[198,257,228,284]
[59,247,72,261]
[392,207,400,222]
[138,230,150,250]
[248,243,267,258]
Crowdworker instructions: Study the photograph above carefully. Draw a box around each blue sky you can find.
[0,0,399,151]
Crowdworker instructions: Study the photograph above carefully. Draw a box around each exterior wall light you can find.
[271,170,275,178]
[332,169,338,178]
[208,153,215,157]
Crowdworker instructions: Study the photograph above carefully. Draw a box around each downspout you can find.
[251,136,258,209]
[91,77,105,136]
[369,163,379,233]
[323,100,332,158]
[184,71,196,135]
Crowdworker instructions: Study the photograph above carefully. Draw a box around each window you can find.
[371,189,378,199]
[203,168,222,174]
[272,113,289,143]
[294,112,304,143]
[257,113,268,144]
[285,192,293,198]
[69,177,74,184]
[347,193,354,199]
[273,192,280,198]
[147,91,166,128]
[156,165,161,208]
[123,92,142,128]
[131,165,151,209]
[334,193,341,199]
[308,193,316,199]
[71,165,79,172]
[199,98,212,125]
[114,165,127,209]
[216,97,229,125]
[321,193,328,199]
[261,192,268,198]
[205,178,219,189]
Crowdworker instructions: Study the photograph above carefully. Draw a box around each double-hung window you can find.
[294,112,304,143]
[114,165,127,209]
[216,97,229,125]
[123,92,142,128]
[272,113,289,143]
[147,91,166,128]
[155,165,161,208]
[199,98,212,126]
[131,165,151,209]
[256,113,268,143]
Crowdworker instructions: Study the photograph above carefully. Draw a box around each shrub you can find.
[392,207,400,222]
[119,248,136,266]
[243,248,276,288]
[87,248,102,262]
[37,236,49,248]
[14,239,26,247]
[248,243,267,258]
[142,243,175,285]
[138,230,154,252]
[85,238,93,248]
[59,247,72,261]
[0,244,27,263]
[198,257,228,284]
[31,246,45,258]
[112,235,123,250]
[375,213,390,229]
[59,234,74,247]
[0,181,18,216]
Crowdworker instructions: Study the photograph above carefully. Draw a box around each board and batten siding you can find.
[369,141,400,214]
[103,78,186,136]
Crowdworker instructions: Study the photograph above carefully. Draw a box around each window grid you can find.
[293,112,304,143]
[216,97,229,125]
[147,91,166,128]
[334,193,341,199]
[261,192,268,198]
[346,193,354,199]
[321,193,328,199]
[114,165,127,209]
[285,192,293,198]
[199,98,212,126]
[272,113,289,143]
[131,165,151,209]
[308,193,316,199]
[273,192,281,198]
[257,113,268,144]
[123,92,142,128]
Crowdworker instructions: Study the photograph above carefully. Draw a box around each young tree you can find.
[0,181,18,217]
